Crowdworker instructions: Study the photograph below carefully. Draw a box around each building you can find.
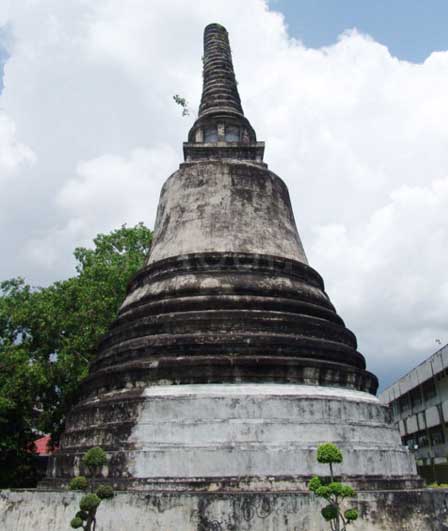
[379,343,448,483]
[45,23,418,493]
[33,435,57,479]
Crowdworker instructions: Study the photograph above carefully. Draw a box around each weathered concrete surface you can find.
[146,160,307,265]
[2,488,448,531]
[47,385,418,488]
[129,385,416,481]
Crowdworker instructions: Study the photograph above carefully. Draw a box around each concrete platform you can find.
[49,384,419,488]
[2,488,448,531]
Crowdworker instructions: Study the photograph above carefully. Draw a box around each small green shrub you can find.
[344,508,359,522]
[69,476,89,491]
[308,476,322,492]
[79,493,101,512]
[70,516,84,529]
[328,482,344,496]
[317,443,343,464]
[340,485,356,497]
[316,485,332,497]
[75,510,88,520]
[321,504,338,521]
[82,447,108,470]
[96,484,114,500]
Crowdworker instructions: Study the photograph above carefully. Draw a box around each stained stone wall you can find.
[47,385,417,487]
[146,160,308,265]
[2,489,448,531]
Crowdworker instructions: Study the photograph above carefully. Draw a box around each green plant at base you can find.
[68,448,114,531]
[79,494,101,512]
[82,447,107,476]
[322,505,338,521]
[344,508,358,522]
[69,476,89,491]
[96,484,114,500]
[308,443,359,531]
[70,516,84,529]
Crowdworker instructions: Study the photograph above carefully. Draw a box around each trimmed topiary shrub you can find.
[308,443,359,531]
[321,504,338,521]
[344,508,359,522]
[69,476,89,491]
[70,516,84,529]
[317,443,343,465]
[79,494,101,512]
[96,484,114,500]
[67,447,114,531]
[82,447,108,472]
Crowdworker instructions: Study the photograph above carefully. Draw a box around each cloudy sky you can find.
[1,0,447,391]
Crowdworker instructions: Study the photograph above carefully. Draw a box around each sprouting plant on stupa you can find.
[173,94,190,116]
[68,447,114,531]
[308,443,359,531]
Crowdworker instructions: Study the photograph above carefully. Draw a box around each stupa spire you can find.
[198,23,244,117]
[184,23,264,162]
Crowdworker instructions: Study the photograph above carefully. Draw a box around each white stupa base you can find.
[122,383,417,486]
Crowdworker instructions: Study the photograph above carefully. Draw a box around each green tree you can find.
[308,443,359,531]
[0,224,152,488]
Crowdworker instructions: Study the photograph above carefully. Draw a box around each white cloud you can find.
[21,144,177,275]
[0,111,35,178]
[58,144,177,231]
[310,177,448,381]
[1,0,448,387]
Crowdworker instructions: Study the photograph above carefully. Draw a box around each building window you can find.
[430,427,445,446]
[404,437,418,450]
[204,126,218,142]
[391,399,400,416]
[417,432,429,448]
[399,394,411,413]
[225,126,240,142]
[423,379,437,401]
[437,369,448,381]
[410,388,422,408]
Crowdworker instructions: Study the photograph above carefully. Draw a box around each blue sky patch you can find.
[270,0,448,62]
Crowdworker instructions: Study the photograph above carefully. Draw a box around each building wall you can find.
[379,344,448,483]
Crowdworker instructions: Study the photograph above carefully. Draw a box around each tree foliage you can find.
[0,223,152,487]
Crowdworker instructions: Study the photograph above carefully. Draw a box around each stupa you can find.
[47,23,419,490]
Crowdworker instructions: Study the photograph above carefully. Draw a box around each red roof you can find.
[34,435,57,455]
